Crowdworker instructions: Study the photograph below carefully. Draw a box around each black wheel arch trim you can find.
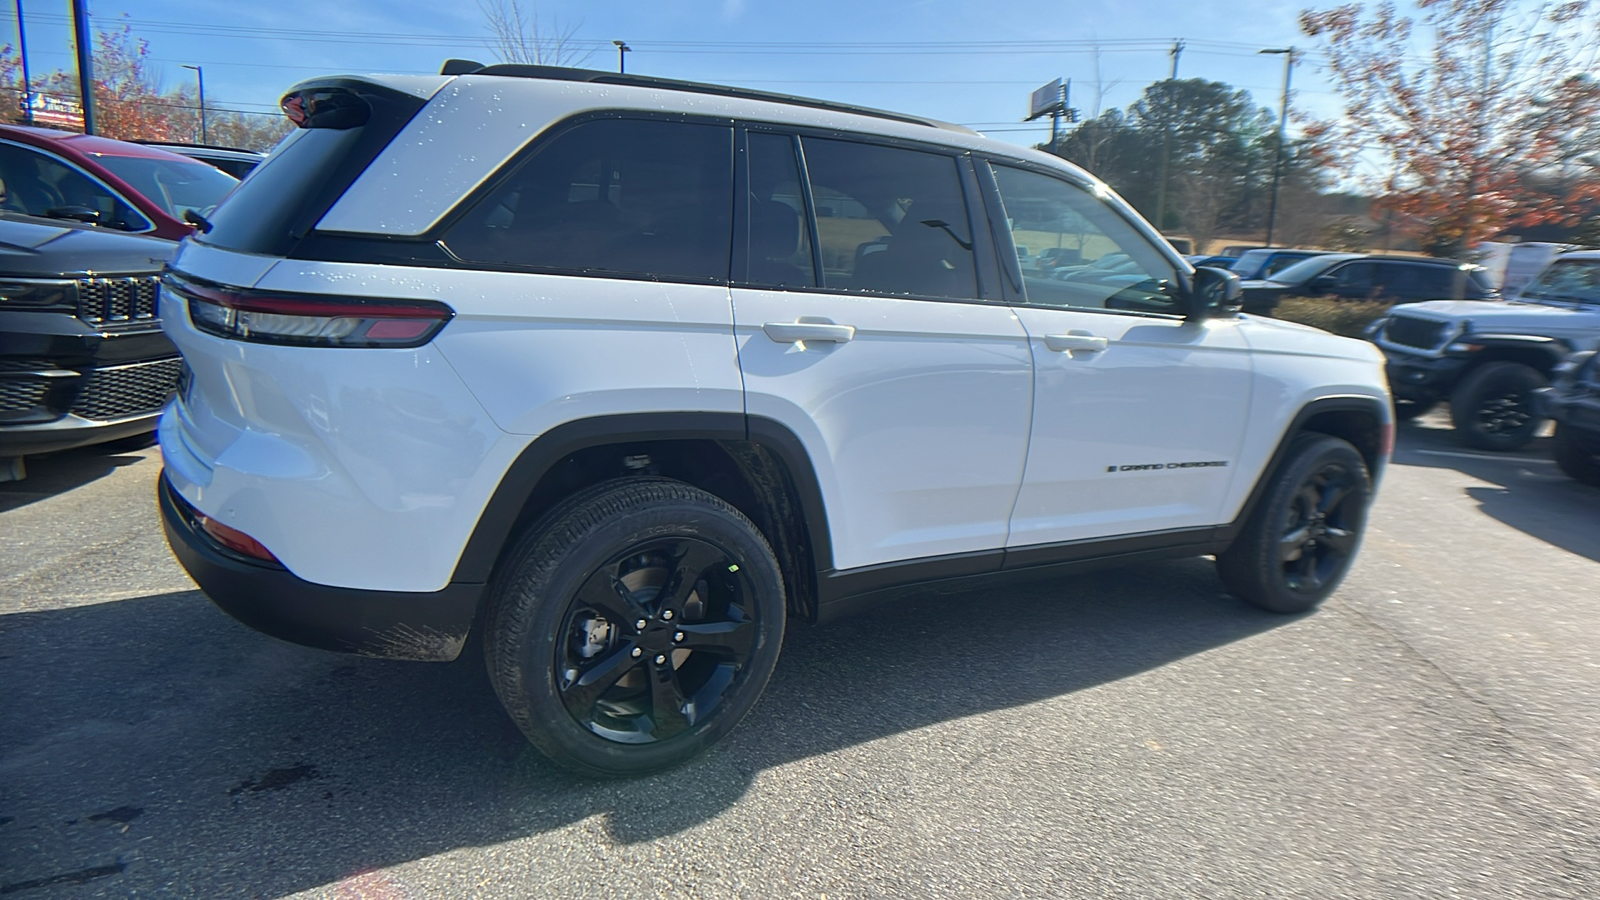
[450,412,835,586]
[1212,395,1389,545]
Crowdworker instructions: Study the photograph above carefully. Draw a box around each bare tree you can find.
[1173,178,1229,254]
[478,0,592,67]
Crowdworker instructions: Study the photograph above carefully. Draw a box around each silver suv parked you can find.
[1374,250,1600,449]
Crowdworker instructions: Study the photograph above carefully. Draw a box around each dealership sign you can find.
[17,93,85,130]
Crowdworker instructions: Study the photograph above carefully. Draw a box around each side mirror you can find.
[45,205,101,225]
[1189,266,1242,318]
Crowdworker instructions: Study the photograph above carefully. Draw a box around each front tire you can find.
[1553,423,1600,487]
[1451,362,1547,451]
[1393,396,1435,421]
[1217,434,1372,614]
[483,478,785,778]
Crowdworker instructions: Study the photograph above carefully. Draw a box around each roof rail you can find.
[438,61,975,135]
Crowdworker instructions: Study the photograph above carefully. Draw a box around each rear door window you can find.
[799,137,977,299]
[444,118,734,283]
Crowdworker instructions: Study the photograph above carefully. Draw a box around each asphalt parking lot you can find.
[2,415,1598,899]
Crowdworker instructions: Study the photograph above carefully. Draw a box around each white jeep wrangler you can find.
[158,63,1391,776]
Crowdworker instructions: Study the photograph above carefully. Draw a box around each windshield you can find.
[92,154,239,220]
[1268,255,1354,284]
[1519,259,1600,305]
[1229,249,1272,276]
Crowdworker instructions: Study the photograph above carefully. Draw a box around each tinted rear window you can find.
[443,118,734,282]
[195,83,426,257]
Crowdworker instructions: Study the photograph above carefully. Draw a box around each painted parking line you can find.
[1410,449,1555,465]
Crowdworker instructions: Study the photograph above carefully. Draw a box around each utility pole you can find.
[70,0,95,134]
[1154,39,1184,233]
[1455,17,1493,297]
[14,0,32,125]
[182,65,206,143]
[613,40,630,74]
[1048,79,1072,151]
[1261,47,1294,246]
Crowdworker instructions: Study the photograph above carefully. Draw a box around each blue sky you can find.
[9,0,1346,154]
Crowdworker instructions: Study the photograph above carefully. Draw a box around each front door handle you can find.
[763,318,856,344]
[1043,331,1109,353]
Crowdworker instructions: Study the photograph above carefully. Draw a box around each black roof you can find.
[438,59,975,135]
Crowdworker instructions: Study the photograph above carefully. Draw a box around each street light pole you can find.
[1154,38,1184,234]
[70,0,95,134]
[182,64,205,144]
[1260,47,1294,247]
[612,40,630,74]
[14,0,33,125]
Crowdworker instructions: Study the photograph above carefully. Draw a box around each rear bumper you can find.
[159,472,483,661]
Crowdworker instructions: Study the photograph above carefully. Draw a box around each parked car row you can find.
[1238,252,1497,315]
[1369,249,1600,482]
[1184,245,1500,316]
[0,123,259,480]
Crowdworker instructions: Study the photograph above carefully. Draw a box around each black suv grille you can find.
[68,357,181,420]
[77,276,161,326]
[0,378,49,413]
[1384,315,1448,350]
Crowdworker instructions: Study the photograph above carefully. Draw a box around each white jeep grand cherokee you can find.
[158,63,1392,776]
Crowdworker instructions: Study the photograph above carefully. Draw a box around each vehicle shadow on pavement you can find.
[0,443,152,513]
[1390,417,1600,563]
[0,560,1287,897]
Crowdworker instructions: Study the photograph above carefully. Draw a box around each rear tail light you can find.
[167,276,452,348]
[198,515,280,563]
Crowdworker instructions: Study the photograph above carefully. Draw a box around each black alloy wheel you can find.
[1451,361,1548,451]
[1218,434,1372,613]
[556,537,759,744]
[484,478,785,777]
[1276,463,1362,596]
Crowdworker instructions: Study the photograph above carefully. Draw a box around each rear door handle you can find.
[1043,331,1109,353]
[763,319,856,344]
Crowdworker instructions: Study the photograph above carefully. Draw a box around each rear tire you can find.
[1217,434,1372,614]
[1451,362,1547,451]
[1553,423,1600,487]
[483,478,785,778]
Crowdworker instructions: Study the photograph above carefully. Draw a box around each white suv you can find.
[158,64,1392,776]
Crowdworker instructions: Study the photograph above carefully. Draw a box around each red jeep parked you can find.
[0,124,238,240]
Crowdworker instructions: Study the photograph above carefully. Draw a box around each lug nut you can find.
[662,609,675,620]
[674,631,684,643]
[654,654,667,665]
[635,618,648,630]
[631,647,642,658]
